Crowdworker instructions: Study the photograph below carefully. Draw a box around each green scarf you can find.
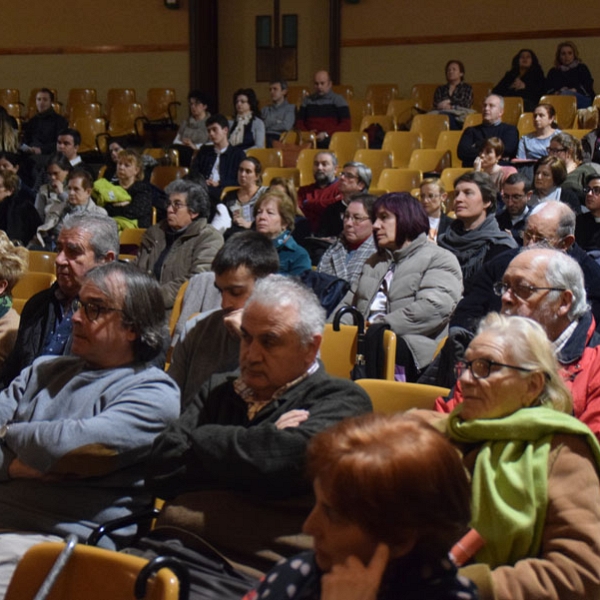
[0,295,12,319]
[441,406,600,568]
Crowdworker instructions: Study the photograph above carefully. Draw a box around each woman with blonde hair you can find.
[0,232,28,366]
[418,178,453,242]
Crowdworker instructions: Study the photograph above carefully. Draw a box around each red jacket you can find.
[297,180,342,233]
[435,312,600,441]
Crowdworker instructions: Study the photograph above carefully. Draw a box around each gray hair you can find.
[524,248,588,321]
[245,274,326,347]
[316,151,338,168]
[343,161,372,189]
[477,312,571,414]
[165,178,210,218]
[486,94,504,109]
[83,261,167,362]
[60,213,119,261]
[527,201,576,238]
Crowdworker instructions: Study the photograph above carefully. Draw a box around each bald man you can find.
[296,70,351,148]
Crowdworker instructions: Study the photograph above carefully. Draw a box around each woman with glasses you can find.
[418,312,600,600]
[418,178,454,242]
[575,173,600,253]
[136,179,224,312]
[318,193,377,290]
[336,192,462,382]
[529,155,580,212]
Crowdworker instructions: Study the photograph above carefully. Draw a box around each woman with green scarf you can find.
[418,313,600,600]
[0,231,28,368]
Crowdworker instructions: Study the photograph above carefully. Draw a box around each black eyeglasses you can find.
[548,147,567,154]
[584,186,600,196]
[502,193,525,201]
[455,358,534,380]
[492,281,566,300]
[166,201,188,211]
[73,299,125,322]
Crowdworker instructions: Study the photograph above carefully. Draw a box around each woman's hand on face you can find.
[321,543,390,600]
[51,180,64,194]
[473,156,483,172]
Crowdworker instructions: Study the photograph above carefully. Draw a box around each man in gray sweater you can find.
[0,262,179,596]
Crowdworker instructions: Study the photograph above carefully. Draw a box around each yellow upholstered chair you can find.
[246,148,284,169]
[347,99,374,131]
[517,113,535,137]
[382,131,422,168]
[5,539,181,600]
[408,149,452,174]
[470,82,494,111]
[410,114,450,149]
[107,102,145,138]
[105,88,137,118]
[353,149,393,186]
[436,130,463,168]
[27,251,57,274]
[149,166,189,191]
[377,168,422,193]
[12,273,56,314]
[410,83,439,112]
[502,97,524,126]
[539,94,578,129]
[72,117,108,153]
[262,167,301,188]
[355,379,450,414]
[365,84,400,115]
[386,99,417,130]
[145,88,179,123]
[321,324,397,380]
[296,149,323,187]
[358,114,395,134]
[462,113,482,129]
[329,132,369,166]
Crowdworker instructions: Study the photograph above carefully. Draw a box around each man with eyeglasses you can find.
[1,213,119,389]
[575,174,600,254]
[0,261,179,595]
[495,172,532,244]
[437,247,600,440]
[317,161,372,238]
[136,178,223,313]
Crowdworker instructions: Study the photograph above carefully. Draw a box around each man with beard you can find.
[297,151,342,233]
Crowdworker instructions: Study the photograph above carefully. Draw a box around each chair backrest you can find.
[408,149,452,174]
[386,99,417,130]
[440,167,474,207]
[0,88,20,108]
[517,112,535,137]
[12,273,56,314]
[296,149,323,187]
[105,88,137,117]
[470,82,494,112]
[347,99,374,131]
[332,84,354,100]
[410,83,439,112]
[145,88,178,122]
[119,227,147,247]
[540,94,578,129]
[26,250,57,274]
[72,117,107,153]
[435,130,463,168]
[329,132,369,166]
[410,114,450,148]
[377,168,422,193]
[169,280,190,337]
[382,131,422,168]
[561,128,589,140]
[286,85,311,108]
[262,167,301,187]
[68,102,103,125]
[355,378,450,413]
[358,114,395,133]
[149,166,189,190]
[321,324,396,380]
[108,102,144,137]
[502,97,524,126]
[462,113,483,129]
[246,148,284,169]
[5,541,180,600]
[365,84,400,114]
[353,149,393,185]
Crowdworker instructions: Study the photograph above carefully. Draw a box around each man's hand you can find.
[321,543,390,600]
[316,132,329,142]
[275,409,309,429]
[207,179,219,187]
[223,308,244,338]
[436,99,452,111]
